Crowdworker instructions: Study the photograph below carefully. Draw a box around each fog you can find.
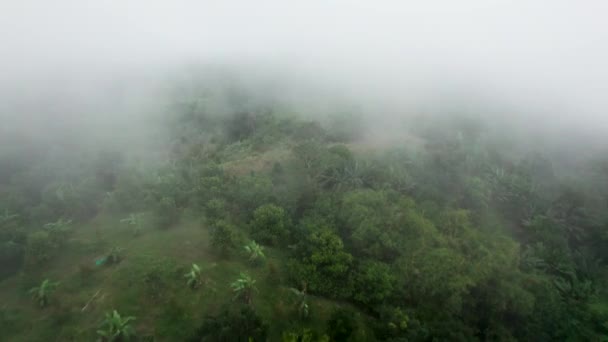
[1,1,608,148]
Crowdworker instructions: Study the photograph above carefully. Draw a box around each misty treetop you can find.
[0,80,607,341]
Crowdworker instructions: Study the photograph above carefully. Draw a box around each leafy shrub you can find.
[105,246,124,265]
[29,279,60,308]
[249,204,289,245]
[0,306,23,337]
[155,197,179,229]
[231,175,275,216]
[205,198,227,221]
[43,218,72,247]
[189,304,268,342]
[120,213,145,236]
[244,240,265,265]
[372,306,428,341]
[184,263,202,289]
[209,220,238,256]
[25,231,55,265]
[0,241,24,279]
[115,255,180,303]
[288,229,353,298]
[282,328,329,342]
[352,260,395,306]
[326,308,357,342]
[0,209,25,244]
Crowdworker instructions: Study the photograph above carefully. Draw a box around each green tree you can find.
[289,229,353,298]
[326,308,357,342]
[250,204,289,245]
[352,260,394,306]
[210,220,238,256]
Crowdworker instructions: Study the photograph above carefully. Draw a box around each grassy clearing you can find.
[0,213,367,341]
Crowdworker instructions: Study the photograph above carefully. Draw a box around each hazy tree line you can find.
[1,81,608,341]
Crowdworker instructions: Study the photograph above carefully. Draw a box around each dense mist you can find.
[2,1,608,143]
[2,2,608,341]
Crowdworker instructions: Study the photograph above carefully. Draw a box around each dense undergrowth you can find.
[1,81,608,341]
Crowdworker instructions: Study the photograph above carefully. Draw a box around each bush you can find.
[230,175,275,216]
[205,198,227,221]
[249,204,289,245]
[288,229,353,298]
[327,308,357,342]
[0,210,25,244]
[352,260,395,306]
[0,241,24,279]
[189,304,268,342]
[210,220,238,256]
[25,231,55,265]
[155,197,179,229]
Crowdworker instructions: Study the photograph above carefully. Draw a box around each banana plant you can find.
[290,284,309,319]
[0,209,18,225]
[0,209,20,242]
[231,272,258,305]
[43,218,72,231]
[44,218,72,245]
[184,263,202,289]
[244,240,265,265]
[29,279,60,308]
[97,310,136,341]
[120,213,144,236]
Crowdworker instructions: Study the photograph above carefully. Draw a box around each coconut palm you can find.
[184,263,202,289]
[231,272,258,305]
[29,279,60,308]
[97,310,136,341]
[244,240,265,264]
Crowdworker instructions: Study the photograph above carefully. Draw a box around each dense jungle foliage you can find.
[1,81,608,341]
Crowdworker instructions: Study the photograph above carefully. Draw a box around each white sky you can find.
[1,1,607,133]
